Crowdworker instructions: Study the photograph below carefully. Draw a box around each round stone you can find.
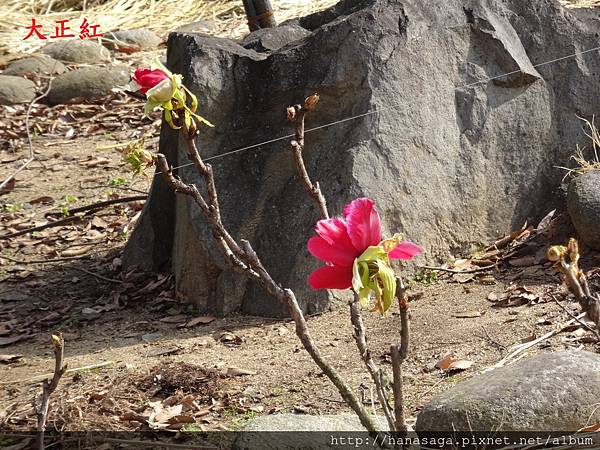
[567,170,600,249]
[0,75,36,105]
[47,66,130,104]
[41,39,111,64]
[3,55,67,77]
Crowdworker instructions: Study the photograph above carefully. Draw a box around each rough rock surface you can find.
[567,171,600,249]
[0,76,36,105]
[47,66,130,105]
[103,29,163,51]
[41,39,111,64]
[124,0,600,317]
[3,55,66,76]
[233,414,375,449]
[241,24,311,52]
[416,351,600,432]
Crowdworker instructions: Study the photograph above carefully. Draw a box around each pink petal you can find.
[132,68,169,94]
[315,217,356,251]
[343,198,382,252]
[388,241,423,260]
[308,236,357,266]
[308,265,353,289]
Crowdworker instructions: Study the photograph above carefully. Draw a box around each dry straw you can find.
[0,0,339,56]
[558,115,600,180]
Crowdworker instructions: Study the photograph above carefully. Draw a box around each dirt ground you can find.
[1,0,600,447]
[0,137,598,440]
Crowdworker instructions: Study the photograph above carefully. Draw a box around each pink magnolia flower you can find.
[132,68,169,94]
[307,198,422,290]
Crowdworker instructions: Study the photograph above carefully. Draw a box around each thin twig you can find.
[100,438,216,449]
[491,314,585,369]
[288,96,329,219]
[0,254,91,265]
[553,296,600,341]
[418,264,498,274]
[557,259,600,331]
[36,334,67,450]
[70,266,122,284]
[390,277,409,436]
[46,195,147,217]
[0,88,52,192]
[480,325,506,350]
[0,216,80,240]
[0,195,145,240]
[349,294,396,432]
[0,361,116,386]
[80,184,148,195]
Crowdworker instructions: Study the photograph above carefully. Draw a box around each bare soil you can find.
[1,136,598,436]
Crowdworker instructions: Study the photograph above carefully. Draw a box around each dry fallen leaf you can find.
[453,273,475,283]
[435,353,473,372]
[226,367,257,377]
[536,209,556,233]
[149,403,183,429]
[159,314,188,324]
[453,310,483,318]
[180,315,216,328]
[487,292,499,302]
[28,196,54,205]
[578,422,600,432]
[0,321,13,336]
[0,177,15,196]
[0,353,22,363]
[0,334,30,346]
[146,346,181,357]
[216,331,242,346]
[141,332,162,343]
[508,256,536,267]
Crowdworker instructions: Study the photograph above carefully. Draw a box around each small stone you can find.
[174,19,216,33]
[567,170,600,249]
[102,29,163,51]
[4,55,67,77]
[415,351,600,432]
[47,66,130,105]
[233,414,383,449]
[0,75,36,105]
[41,39,111,64]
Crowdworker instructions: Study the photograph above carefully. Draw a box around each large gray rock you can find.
[47,66,129,105]
[41,39,111,64]
[124,0,600,317]
[416,351,600,432]
[102,29,163,51]
[233,414,375,450]
[567,171,600,249]
[0,76,36,105]
[241,25,311,52]
[3,55,66,77]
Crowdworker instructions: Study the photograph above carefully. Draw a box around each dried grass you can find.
[560,0,600,8]
[558,115,600,180]
[0,0,339,55]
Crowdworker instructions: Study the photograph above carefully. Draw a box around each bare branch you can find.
[557,259,600,332]
[349,294,396,431]
[36,334,67,450]
[0,75,55,193]
[155,154,256,277]
[288,99,329,219]
[552,295,600,341]
[157,131,383,436]
[390,277,410,435]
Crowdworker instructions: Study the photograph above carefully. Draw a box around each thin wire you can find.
[155,44,600,176]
